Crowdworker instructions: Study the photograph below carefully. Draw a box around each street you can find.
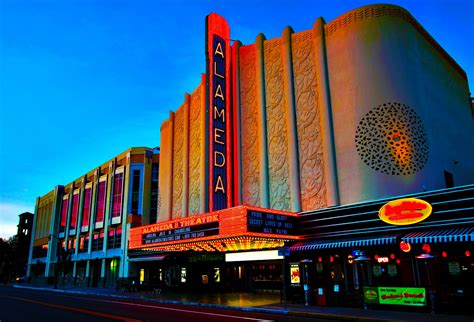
[0,286,335,322]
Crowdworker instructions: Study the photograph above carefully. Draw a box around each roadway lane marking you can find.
[50,294,274,322]
[7,296,141,322]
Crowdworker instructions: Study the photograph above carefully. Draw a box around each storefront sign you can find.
[373,265,382,276]
[188,254,225,263]
[363,287,379,304]
[214,268,221,282]
[364,286,426,306]
[290,264,300,284]
[316,263,324,273]
[141,214,220,245]
[142,222,219,244]
[347,255,354,264]
[352,250,366,257]
[181,268,187,283]
[388,264,397,277]
[247,210,296,235]
[278,246,290,257]
[379,198,432,225]
[399,241,411,252]
[448,261,461,275]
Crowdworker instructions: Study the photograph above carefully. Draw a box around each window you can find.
[91,232,104,251]
[70,193,79,230]
[82,188,92,228]
[79,236,84,251]
[111,173,123,220]
[79,235,89,253]
[68,238,76,251]
[131,170,141,214]
[60,198,69,233]
[107,228,122,249]
[95,181,106,224]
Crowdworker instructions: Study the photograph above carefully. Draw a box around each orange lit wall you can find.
[158,79,207,221]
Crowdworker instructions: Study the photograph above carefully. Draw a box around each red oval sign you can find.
[379,198,432,226]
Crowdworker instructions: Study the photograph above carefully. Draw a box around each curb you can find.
[10,285,397,321]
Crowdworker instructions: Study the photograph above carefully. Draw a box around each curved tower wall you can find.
[324,5,474,204]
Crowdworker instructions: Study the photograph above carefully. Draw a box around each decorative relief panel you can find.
[263,38,291,211]
[355,102,429,175]
[188,85,202,215]
[239,45,261,206]
[325,5,413,37]
[292,31,327,211]
[172,106,184,218]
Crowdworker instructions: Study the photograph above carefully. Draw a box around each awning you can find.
[290,235,399,252]
[128,255,168,262]
[401,227,474,244]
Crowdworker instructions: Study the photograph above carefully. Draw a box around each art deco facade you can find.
[156,5,473,221]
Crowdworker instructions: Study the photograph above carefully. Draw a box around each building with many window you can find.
[28,147,159,288]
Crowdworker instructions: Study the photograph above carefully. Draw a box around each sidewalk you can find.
[12,284,473,322]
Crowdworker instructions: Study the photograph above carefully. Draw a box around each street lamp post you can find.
[300,259,313,306]
[416,253,436,314]
[48,234,60,289]
[355,255,370,310]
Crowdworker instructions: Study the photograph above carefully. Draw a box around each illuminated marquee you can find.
[247,210,296,235]
[379,198,432,225]
[206,13,232,211]
[129,206,299,250]
[141,214,219,245]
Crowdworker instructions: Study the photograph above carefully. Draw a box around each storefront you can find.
[128,206,298,293]
[287,185,473,314]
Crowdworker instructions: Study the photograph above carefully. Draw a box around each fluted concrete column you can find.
[200,74,207,213]
[313,17,340,206]
[256,33,270,208]
[183,94,190,216]
[232,41,243,206]
[282,26,302,212]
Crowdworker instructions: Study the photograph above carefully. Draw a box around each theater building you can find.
[28,3,473,313]
[127,4,473,311]
[27,147,160,288]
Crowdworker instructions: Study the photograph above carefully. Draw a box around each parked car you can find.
[15,276,27,283]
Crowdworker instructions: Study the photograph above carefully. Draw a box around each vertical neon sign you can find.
[206,13,232,211]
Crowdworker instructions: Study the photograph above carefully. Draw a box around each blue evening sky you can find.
[0,0,472,239]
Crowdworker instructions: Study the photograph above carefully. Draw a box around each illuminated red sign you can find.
[400,241,411,252]
[206,13,232,211]
[421,243,431,254]
[379,198,432,225]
